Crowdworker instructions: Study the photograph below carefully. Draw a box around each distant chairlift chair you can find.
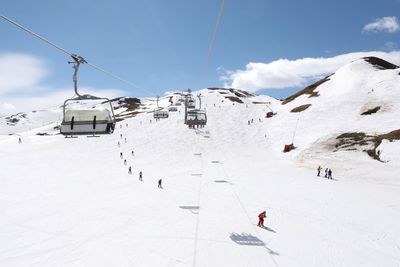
[154,110,169,119]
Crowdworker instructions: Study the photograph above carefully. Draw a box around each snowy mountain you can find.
[1,58,400,266]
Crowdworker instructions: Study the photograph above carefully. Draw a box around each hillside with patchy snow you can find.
[0,57,400,267]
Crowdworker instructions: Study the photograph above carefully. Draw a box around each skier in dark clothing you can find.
[124,159,127,165]
[131,150,134,156]
[128,166,132,174]
[328,169,332,179]
[158,179,163,188]
[139,171,143,181]
[317,166,322,176]
[120,152,123,158]
[258,211,266,227]
[324,168,328,178]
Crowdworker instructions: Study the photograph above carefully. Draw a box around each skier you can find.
[128,166,132,174]
[126,123,128,128]
[124,159,127,165]
[258,211,267,227]
[324,168,328,178]
[18,137,22,144]
[117,141,120,147]
[248,120,250,125]
[120,152,123,158]
[120,134,123,139]
[317,166,322,176]
[131,150,134,156]
[328,169,332,179]
[139,171,143,181]
[158,179,163,188]
[251,119,254,123]
[125,137,127,143]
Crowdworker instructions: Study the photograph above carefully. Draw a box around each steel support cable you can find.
[0,15,155,96]
[203,0,226,74]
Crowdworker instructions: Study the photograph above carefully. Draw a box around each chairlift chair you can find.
[60,54,116,136]
[186,109,207,127]
[187,99,196,109]
[154,110,169,119]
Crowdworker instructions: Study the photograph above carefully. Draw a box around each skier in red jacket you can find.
[258,211,266,227]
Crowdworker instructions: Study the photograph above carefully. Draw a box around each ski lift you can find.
[154,110,169,118]
[168,106,178,112]
[153,96,169,119]
[186,109,207,128]
[60,55,116,136]
[188,98,196,109]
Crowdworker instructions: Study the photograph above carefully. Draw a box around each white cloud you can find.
[0,52,128,116]
[363,16,400,33]
[0,52,48,94]
[222,51,400,92]
[1,102,16,110]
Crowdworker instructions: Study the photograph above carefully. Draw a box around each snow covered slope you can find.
[1,58,400,267]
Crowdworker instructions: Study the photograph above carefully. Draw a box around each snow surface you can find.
[1,59,400,266]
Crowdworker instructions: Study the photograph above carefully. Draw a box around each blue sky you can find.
[1,0,400,112]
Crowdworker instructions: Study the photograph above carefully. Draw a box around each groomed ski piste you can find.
[1,58,400,266]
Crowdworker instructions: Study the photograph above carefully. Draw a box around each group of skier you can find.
[317,165,333,179]
[118,128,163,189]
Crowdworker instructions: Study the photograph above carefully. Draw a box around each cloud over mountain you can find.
[222,51,400,92]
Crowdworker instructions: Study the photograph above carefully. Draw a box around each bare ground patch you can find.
[282,76,331,105]
[225,96,244,103]
[363,57,399,70]
[291,104,311,113]
[335,129,400,161]
[361,106,380,115]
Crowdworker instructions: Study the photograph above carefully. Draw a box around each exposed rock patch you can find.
[335,129,400,161]
[291,104,311,113]
[282,76,331,105]
[361,106,380,115]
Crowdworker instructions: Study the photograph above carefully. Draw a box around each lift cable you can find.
[0,15,154,96]
[203,0,226,74]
